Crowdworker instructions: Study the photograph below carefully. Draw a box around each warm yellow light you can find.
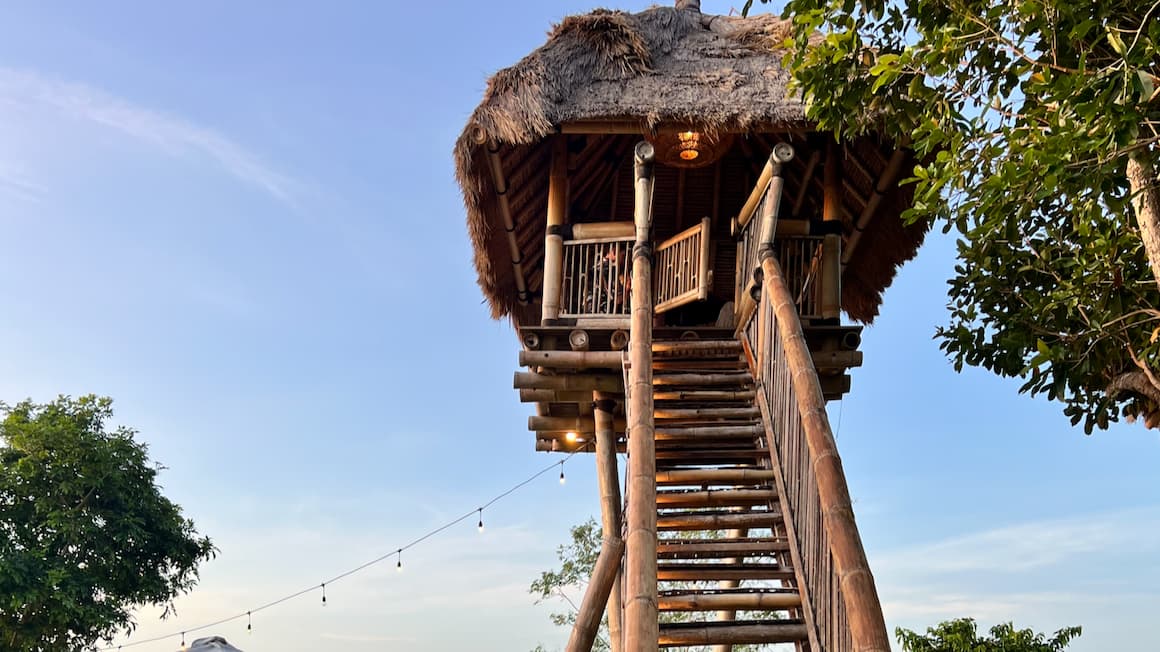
[565,431,577,442]
[677,130,702,161]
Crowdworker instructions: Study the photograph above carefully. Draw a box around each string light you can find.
[100,451,578,650]
[477,508,484,533]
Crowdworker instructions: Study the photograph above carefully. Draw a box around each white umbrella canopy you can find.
[185,637,243,652]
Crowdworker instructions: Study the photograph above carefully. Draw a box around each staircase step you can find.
[658,621,808,647]
[653,372,752,387]
[656,469,775,486]
[657,537,790,559]
[656,449,764,463]
[655,424,763,440]
[656,489,776,509]
[655,407,761,420]
[653,340,742,355]
[653,390,755,402]
[658,590,801,611]
[657,562,794,582]
[657,510,781,531]
[653,360,747,372]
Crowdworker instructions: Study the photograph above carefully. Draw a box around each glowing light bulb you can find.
[559,464,566,485]
[565,431,577,442]
[478,509,485,532]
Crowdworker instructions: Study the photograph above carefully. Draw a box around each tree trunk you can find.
[1128,149,1160,290]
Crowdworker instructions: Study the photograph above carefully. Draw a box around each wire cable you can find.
[101,450,580,650]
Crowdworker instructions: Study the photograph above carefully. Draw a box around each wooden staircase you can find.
[650,338,810,649]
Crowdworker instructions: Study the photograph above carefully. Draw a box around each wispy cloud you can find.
[876,506,1160,576]
[0,159,46,202]
[0,67,297,206]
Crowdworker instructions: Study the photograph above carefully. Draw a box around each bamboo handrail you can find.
[760,255,890,652]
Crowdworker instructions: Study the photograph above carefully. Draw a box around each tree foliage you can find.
[896,618,1080,652]
[0,395,215,651]
[757,0,1160,432]
[530,519,769,652]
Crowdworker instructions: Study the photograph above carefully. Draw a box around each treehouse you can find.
[455,3,925,651]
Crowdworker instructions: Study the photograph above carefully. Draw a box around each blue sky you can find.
[0,2,1156,651]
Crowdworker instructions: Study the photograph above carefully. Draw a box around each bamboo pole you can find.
[519,350,623,370]
[594,395,625,652]
[711,526,749,652]
[660,592,801,612]
[792,150,821,218]
[821,140,842,320]
[655,469,775,485]
[812,350,864,370]
[624,141,658,652]
[659,623,809,646]
[513,372,622,392]
[529,415,626,433]
[571,221,636,239]
[542,137,570,324]
[762,255,891,652]
[518,389,595,403]
[565,536,625,652]
[842,148,908,268]
[476,137,531,304]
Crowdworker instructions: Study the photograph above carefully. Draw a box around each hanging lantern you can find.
[648,129,733,168]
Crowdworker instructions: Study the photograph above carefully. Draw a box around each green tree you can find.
[896,618,1080,651]
[750,0,1160,432]
[530,519,770,652]
[0,395,215,651]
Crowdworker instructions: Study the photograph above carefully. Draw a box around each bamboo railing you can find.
[739,259,890,652]
[560,237,634,318]
[654,217,712,313]
[733,143,889,652]
[777,236,825,321]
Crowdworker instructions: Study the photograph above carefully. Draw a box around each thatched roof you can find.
[455,4,927,324]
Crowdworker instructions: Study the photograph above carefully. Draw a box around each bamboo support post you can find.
[842,148,908,268]
[712,526,749,652]
[821,140,842,320]
[565,536,626,652]
[542,137,570,324]
[624,141,658,652]
[595,395,625,652]
[762,255,891,652]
